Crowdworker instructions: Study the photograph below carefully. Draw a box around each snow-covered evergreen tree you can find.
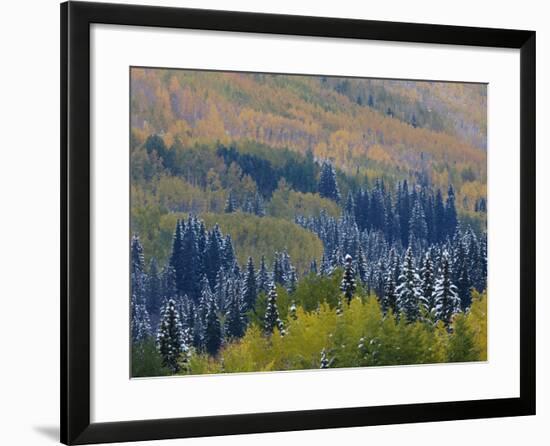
[257,255,270,294]
[156,298,188,372]
[264,283,285,335]
[242,256,257,310]
[396,247,423,322]
[287,267,298,294]
[318,160,341,202]
[168,219,185,294]
[176,295,195,341]
[434,250,461,327]
[420,249,436,315]
[453,236,472,310]
[213,268,226,311]
[200,274,212,304]
[280,251,293,283]
[356,244,368,284]
[340,254,357,304]
[224,292,246,340]
[222,234,237,272]
[131,293,152,344]
[131,234,147,305]
[170,217,202,301]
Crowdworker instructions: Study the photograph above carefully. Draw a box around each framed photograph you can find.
[61,1,536,444]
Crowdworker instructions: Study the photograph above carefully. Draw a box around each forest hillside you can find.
[129,68,487,376]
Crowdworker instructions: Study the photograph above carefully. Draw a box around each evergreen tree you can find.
[445,185,458,238]
[131,293,152,344]
[318,160,341,202]
[224,292,246,340]
[222,234,237,272]
[373,259,386,299]
[205,225,223,287]
[272,253,285,285]
[330,247,343,271]
[281,251,293,280]
[156,298,188,372]
[192,309,205,351]
[355,188,370,231]
[396,247,423,322]
[176,295,195,340]
[287,267,298,293]
[161,265,177,300]
[381,269,398,315]
[131,234,145,277]
[434,189,446,242]
[420,250,436,315]
[131,234,147,305]
[479,237,488,292]
[434,251,461,327]
[145,258,162,316]
[264,283,285,335]
[409,198,428,247]
[397,180,411,246]
[170,218,202,301]
[320,252,332,276]
[425,193,436,243]
[456,267,472,311]
[168,220,185,295]
[252,192,266,216]
[465,228,482,292]
[257,255,270,294]
[242,256,258,310]
[340,254,357,304]
[356,244,368,284]
[197,220,208,280]
[387,247,401,285]
[370,180,387,232]
[213,268,226,311]
[453,236,472,310]
[345,191,355,217]
[200,275,213,306]
[224,190,237,213]
[203,296,222,356]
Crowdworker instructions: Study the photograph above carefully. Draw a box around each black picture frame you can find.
[61,1,536,444]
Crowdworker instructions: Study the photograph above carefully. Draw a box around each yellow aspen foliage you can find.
[181,291,487,375]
